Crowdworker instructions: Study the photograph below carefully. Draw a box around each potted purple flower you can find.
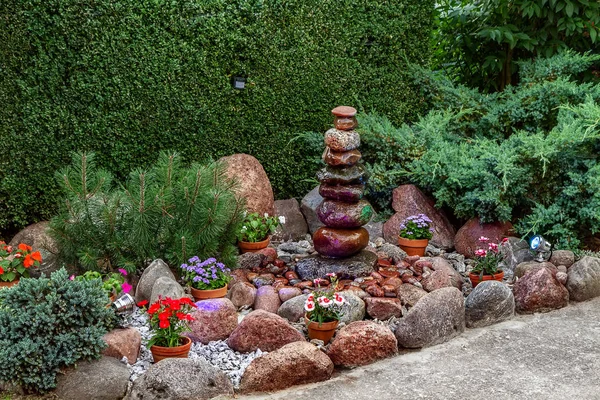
[180,257,231,301]
[398,214,434,256]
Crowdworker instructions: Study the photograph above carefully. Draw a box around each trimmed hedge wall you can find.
[0,0,433,234]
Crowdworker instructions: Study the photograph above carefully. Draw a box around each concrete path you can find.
[238,297,600,400]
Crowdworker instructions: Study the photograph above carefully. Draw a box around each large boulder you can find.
[239,342,333,393]
[9,221,63,278]
[149,276,185,304]
[454,218,513,258]
[364,297,403,320]
[328,321,398,367]
[566,256,600,302]
[394,287,465,348]
[219,153,274,216]
[135,259,176,302]
[278,294,309,322]
[465,281,515,328]
[188,298,238,344]
[102,328,141,364]
[55,357,130,400]
[300,186,324,234]
[273,199,309,241]
[127,358,233,400]
[382,185,455,249]
[515,261,555,279]
[228,282,257,308]
[227,310,305,353]
[514,266,569,314]
[499,237,534,279]
[253,285,281,314]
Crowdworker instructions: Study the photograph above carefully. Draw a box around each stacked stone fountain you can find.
[296,106,378,280]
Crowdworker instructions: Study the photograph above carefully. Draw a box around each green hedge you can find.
[0,0,433,234]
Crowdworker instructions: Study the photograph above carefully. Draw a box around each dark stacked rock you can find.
[313,106,374,258]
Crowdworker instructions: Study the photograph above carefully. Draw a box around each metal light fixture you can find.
[112,293,137,315]
[529,235,553,262]
[231,76,246,90]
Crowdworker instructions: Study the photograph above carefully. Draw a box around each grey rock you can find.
[295,250,377,280]
[55,356,129,400]
[550,250,575,269]
[135,259,176,302]
[567,256,600,302]
[278,241,311,255]
[499,237,534,279]
[300,186,325,234]
[273,199,309,241]
[10,221,64,278]
[364,220,384,241]
[237,252,265,270]
[150,276,185,303]
[338,290,366,324]
[465,281,515,328]
[378,243,407,264]
[277,294,309,322]
[127,358,234,400]
[394,287,465,348]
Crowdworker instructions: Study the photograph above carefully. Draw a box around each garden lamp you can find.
[529,235,553,262]
[112,293,137,315]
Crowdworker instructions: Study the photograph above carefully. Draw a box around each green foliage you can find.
[237,212,281,243]
[76,271,125,297]
[352,53,600,249]
[434,0,600,90]
[0,0,433,235]
[0,268,114,393]
[48,151,244,273]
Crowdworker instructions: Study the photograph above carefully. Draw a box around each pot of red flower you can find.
[237,213,285,253]
[180,257,231,301]
[304,274,345,344]
[0,242,42,289]
[397,214,434,257]
[468,236,506,288]
[137,296,197,362]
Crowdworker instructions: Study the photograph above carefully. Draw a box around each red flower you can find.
[23,254,34,268]
[176,312,186,320]
[158,310,171,321]
[159,319,170,329]
[18,243,32,252]
[31,251,42,262]
[137,300,149,307]
[0,266,4,275]
[148,303,160,315]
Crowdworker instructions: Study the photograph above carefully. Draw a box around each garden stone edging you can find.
[465,281,515,328]
[55,356,130,400]
[566,256,600,302]
[328,321,398,367]
[514,266,569,314]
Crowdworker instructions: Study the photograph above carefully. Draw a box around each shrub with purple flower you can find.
[180,256,231,290]
[399,214,434,240]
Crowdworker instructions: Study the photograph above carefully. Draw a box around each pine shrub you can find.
[48,151,244,273]
[0,268,114,393]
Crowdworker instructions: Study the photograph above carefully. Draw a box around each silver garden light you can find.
[112,293,137,315]
[529,235,553,262]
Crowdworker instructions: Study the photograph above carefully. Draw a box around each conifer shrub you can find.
[0,268,115,393]
[48,152,244,273]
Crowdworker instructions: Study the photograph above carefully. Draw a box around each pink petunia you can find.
[474,249,487,257]
[121,282,132,294]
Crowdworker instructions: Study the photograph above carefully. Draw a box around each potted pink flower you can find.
[304,274,345,344]
[468,236,506,287]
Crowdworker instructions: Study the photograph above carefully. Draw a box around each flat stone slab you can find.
[295,250,377,280]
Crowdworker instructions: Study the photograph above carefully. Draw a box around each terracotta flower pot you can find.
[469,271,504,288]
[398,237,429,257]
[150,336,192,362]
[191,285,227,301]
[304,315,339,344]
[0,279,19,289]
[238,237,270,253]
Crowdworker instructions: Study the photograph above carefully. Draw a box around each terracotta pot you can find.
[191,285,227,301]
[106,293,117,308]
[150,336,192,362]
[0,279,19,289]
[398,237,429,257]
[238,237,270,253]
[469,271,504,288]
[304,315,339,344]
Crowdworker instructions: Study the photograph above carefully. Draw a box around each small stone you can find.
[324,128,361,152]
[228,282,257,309]
[316,164,368,186]
[331,105,357,117]
[317,199,373,228]
[238,252,266,270]
[322,148,362,167]
[365,297,403,320]
[229,269,250,286]
[256,247,277,264]
[277,294,309,322]
[319,183,366,203]
[365,284,385,297]
[102,328,141,365]
[549,250,575,268]
[328,321,398,367]
[556,271,568,285]
[278,286,302,303]
[254,285,281,314]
